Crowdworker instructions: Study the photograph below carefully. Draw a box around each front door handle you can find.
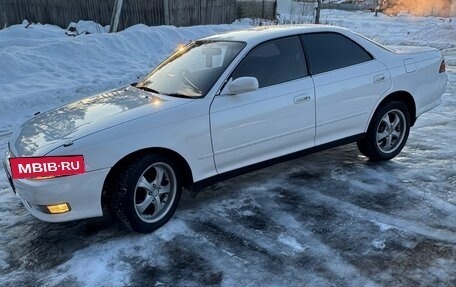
[294,95,310,104]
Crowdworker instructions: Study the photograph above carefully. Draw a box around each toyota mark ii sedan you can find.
[4,26,447,232]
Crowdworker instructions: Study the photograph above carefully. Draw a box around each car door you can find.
[210,36,315,174]
[301,32,392,146]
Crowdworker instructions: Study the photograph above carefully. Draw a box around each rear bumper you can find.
[416,64,447,117]
[9,168,110,222]
[417,76,446,117]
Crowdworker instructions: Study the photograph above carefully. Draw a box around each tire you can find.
[357,101,410,162]
[108,154,182,233]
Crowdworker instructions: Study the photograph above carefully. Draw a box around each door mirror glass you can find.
[227,77,259,94]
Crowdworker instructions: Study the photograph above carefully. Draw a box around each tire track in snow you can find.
[296,185,456,245]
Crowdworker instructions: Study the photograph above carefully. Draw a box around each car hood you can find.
[11,86,192,156]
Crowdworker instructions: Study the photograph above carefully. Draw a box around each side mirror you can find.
[226,77,259,94]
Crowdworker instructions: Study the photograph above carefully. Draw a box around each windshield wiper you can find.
[132,84,161,94]
[133,84,196,98]
[163,93,198,99]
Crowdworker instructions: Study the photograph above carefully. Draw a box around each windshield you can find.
[137,41,246,98]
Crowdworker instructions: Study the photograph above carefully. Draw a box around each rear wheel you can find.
[109,154,182,233]
[357,101,410,161]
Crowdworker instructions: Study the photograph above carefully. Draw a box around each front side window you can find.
[138,41,245,98]
[302,33,373,75]
[232,36,308,88]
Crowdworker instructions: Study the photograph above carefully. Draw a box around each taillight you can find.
[439,60,446,73]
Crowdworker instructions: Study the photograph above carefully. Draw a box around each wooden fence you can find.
[0,0,236,30]
[236,0,277,20]
[321,2,377,11]
[167,0,236,26]
[293,0,376,12]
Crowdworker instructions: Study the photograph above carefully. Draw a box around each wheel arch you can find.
[101,147,193,212]
[372,91,416,127]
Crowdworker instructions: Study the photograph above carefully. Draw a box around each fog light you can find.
[46,203,71,214]
[439,60,446,73]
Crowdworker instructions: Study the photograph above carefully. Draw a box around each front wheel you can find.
[357,101,411,162]
[109,154,182,233]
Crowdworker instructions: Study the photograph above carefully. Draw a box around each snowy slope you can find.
[1,9,456,287]
[0,21,246,131]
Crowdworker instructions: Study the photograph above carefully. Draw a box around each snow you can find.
[277,234,306,252]
[1,4,456,287]
[0,21,247,131]
[371,239,386,249]
[66,20,109,36]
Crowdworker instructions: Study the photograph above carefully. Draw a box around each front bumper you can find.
[5,160,110,222]
[3,152,16,194]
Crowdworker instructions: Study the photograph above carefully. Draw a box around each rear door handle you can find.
[374,74,386,83]
[294,95,310,104]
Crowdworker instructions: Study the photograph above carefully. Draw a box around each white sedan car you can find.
[4,26,447,232]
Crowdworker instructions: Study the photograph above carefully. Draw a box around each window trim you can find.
[300,32,374,76]
[227,35,310,90]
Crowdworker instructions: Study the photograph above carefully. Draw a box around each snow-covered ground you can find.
[1,7,456,287]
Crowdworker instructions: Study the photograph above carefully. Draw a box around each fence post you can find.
[109,0,124,33]
[163,0,170,25]
[273,0,278,20]
[262,0,265,19]
[199,0,202,25]
[315,0,321,24]
[1,0,7,28]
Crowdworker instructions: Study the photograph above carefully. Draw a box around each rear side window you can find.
[301,33,373,75]
[232,36,308,88]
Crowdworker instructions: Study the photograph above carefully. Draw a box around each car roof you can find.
[201,25,350,45]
